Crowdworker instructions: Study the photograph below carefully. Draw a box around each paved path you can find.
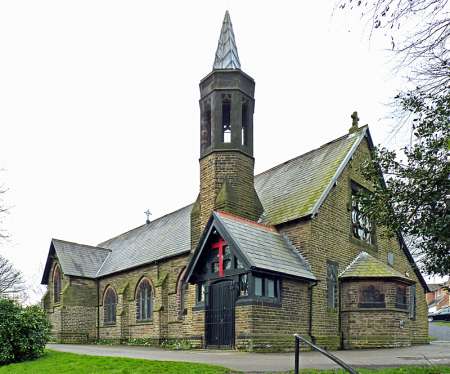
[49,342,450,372]
[430,322,450,341]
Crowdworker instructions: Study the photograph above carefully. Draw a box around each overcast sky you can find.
[0,1,443,301]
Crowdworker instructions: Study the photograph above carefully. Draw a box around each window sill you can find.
[136,319,153,324]
[349,236,378,251]
[236,296,281,307]
[102,323,117,327]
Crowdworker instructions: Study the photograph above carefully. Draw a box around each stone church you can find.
[41,11,429,351]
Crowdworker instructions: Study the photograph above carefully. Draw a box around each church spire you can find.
[213,11,241,70]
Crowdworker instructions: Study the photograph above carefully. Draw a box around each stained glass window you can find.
[104,287,117,324]
[136,279,152,321]
[359,285,385,308]
[351,183,373,244]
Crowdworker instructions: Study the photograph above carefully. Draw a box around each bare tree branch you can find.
[337,0,450,95]
[0,255,25,297]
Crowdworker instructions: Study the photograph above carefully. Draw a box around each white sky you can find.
[0,1,443,301]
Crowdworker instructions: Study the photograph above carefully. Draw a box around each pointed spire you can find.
[213,11,241,70]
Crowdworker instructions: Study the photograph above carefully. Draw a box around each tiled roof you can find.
[51,239,110,278]
[95,204,192,277]
[340,251,413,282]
[214,211,316,280]
[254,129,366,225]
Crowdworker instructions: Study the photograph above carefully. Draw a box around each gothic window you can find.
[409,284,416,319]
[351,182,373,244]
[396,285,408,310]
[53,265,62,304]
[177,268,187,318]
[358,285,385,308]
[104,287,117,324]
[136,279,152,321]
[222,95,231,143]
[327,261,338,309]
[197,282,206,303]
[241,100,248,146]
[239,273,249,296]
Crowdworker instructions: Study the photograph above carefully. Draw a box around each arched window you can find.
[136,279,152,321]
[177,268,188,318]
[53,265,62,303]
[104,287,117,324]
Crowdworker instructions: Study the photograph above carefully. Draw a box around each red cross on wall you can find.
[211,238,226,277]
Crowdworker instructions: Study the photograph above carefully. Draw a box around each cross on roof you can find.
[144,209,152,224]
[349,111,360,134]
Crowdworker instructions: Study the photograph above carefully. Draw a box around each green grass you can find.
[1,351,449,374]
[431,321,450,327]
[0,350,234,374]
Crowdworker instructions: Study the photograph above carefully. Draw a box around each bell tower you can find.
[191,11,263,247]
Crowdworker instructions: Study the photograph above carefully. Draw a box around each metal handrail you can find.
[294,334,358,374]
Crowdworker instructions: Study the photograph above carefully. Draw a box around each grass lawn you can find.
[0,350,234,374]
[1,351,449,374]
[431,321,450,327]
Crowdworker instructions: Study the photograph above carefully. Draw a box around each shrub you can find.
[0,298,51,364]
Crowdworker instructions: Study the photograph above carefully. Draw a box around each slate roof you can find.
[214,211,316,280]
[213,11,241,70]
[42,128,368,282]
[339,251,414,283]
[254,128,366,225]
[41,239,111,283]
[95,204,192,277]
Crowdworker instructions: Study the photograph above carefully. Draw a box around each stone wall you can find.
[235,279,311,352]
[198,151,262,232]
[341,280,412,348]
[43,260,98,342]
[97,254,203,346]
[280,138,428,349]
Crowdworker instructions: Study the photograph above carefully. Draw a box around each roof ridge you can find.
[98,203,194,247]
[52,238,111,252]
[255,128,364,178]
[215,210,277,232]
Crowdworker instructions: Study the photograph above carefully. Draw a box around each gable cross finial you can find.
[349,111,360,134]
[144,209,152,224]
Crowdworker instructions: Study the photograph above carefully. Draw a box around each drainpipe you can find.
[308,281,317,344]
[96,280,100,341]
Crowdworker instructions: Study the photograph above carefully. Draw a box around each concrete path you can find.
[48,342,450,372]
[429,321,450,341]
